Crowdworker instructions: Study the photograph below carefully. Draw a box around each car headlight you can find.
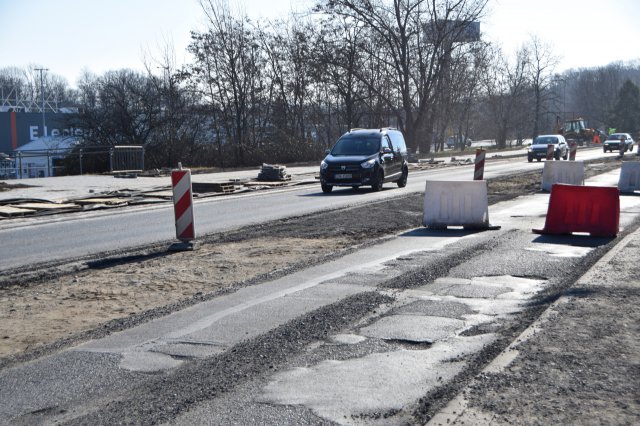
[320,161,328,170]
[361,158,376,168]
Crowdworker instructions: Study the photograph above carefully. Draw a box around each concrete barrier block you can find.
[618,162,640,193]
[423,180,494,229]
[541,161,584,192]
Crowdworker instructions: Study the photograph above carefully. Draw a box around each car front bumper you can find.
[528,149,555,159]
[320,168,375,186]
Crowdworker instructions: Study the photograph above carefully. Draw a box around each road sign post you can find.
[170,163,196,251]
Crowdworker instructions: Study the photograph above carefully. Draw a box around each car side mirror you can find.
[381,147,393,154]
[324,149,330,155]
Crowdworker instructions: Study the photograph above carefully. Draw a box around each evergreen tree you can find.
[609,79,640,135]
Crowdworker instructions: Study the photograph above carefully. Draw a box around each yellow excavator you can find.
[554,117,597,146]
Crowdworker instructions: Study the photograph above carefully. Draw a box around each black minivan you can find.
[319,128,409,193]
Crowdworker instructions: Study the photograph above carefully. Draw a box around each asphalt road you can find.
[0,148,611,272]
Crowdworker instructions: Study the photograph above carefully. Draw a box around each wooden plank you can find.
[192,182,238,193]
[143,191,174,199]
[0,206,36,217]
[245,181,288,187]
[12,202,81,211]
[74,198,131,206]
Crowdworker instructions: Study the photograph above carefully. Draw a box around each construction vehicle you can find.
[554,117,597,146]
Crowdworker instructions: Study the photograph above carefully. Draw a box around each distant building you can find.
[0,109,82,154]
[0,152,15,179]
[13,136,81,178]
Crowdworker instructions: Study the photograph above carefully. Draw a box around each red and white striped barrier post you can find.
[546,144,555,161]
[474,148,485,180]
[170,163,196,250]
[569,141,577,161]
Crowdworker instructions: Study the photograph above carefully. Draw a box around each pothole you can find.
[392,299,475,319]
[525,243,593,258]
[359,315,465,344]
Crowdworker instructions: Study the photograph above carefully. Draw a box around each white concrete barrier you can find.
[423,180,497,229]
[541,161,584,192]
[618,162,640,193]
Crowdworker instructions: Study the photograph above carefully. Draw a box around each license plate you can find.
[334,173,352,179]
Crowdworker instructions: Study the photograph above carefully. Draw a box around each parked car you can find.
[603,133,634,153]
[527,134,569,162]
[319,128,409,193]
[445,134,472,149]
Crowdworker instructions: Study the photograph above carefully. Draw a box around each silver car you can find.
[527,134,569,162]
[603,133,634,153]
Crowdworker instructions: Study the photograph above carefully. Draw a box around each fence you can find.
[109,145,145,172]
[0,145,145,179]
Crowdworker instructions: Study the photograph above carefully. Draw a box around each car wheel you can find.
[321,183,333,193]
[603,148,607,153]
[372,170,384,192]
[396,167,408,188]
[563,151,568,160]
[554,152,560,160]
[537,158,541,162]
[528,157,533,163]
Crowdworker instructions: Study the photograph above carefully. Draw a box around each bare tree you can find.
[312,15,368,138]
[525,36,558,138]
[481,45,531,148]
[74,69,161,147]
[316,0,488,153]
[188,0,262,166]
[143,45,205,168]
[0,66,74,113]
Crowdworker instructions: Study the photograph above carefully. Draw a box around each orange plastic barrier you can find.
[533,184,619,237]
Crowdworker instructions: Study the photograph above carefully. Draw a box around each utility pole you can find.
[34,67,49,138]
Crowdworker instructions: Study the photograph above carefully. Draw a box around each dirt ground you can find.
[0,158,628,368]
[0,237,354,359]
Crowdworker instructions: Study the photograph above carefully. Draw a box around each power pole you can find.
[34,67,49,137]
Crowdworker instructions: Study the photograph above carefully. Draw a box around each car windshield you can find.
[331,135,381,156]
[607,134,625,140]
[533,136,558,145]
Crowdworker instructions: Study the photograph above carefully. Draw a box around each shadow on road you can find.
[399,227,485,238]
[531,234,614,248]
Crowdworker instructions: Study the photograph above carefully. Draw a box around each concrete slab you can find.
[392,299,475,319]
[414,275,545,300]
[427,281,513,299]
[330,334,368,345]
[359,315,465,343]
[119,350,183,372]
[524,242,594,257]
[259,335,493,425]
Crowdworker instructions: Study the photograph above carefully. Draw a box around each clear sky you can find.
[1,0,639,87]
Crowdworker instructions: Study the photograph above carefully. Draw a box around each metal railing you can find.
[0,145,145,179]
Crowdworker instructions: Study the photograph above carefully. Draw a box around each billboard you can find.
[424,20,481,44]
[0,111,82,153]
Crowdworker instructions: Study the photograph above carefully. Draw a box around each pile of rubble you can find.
[257,164,291,181]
